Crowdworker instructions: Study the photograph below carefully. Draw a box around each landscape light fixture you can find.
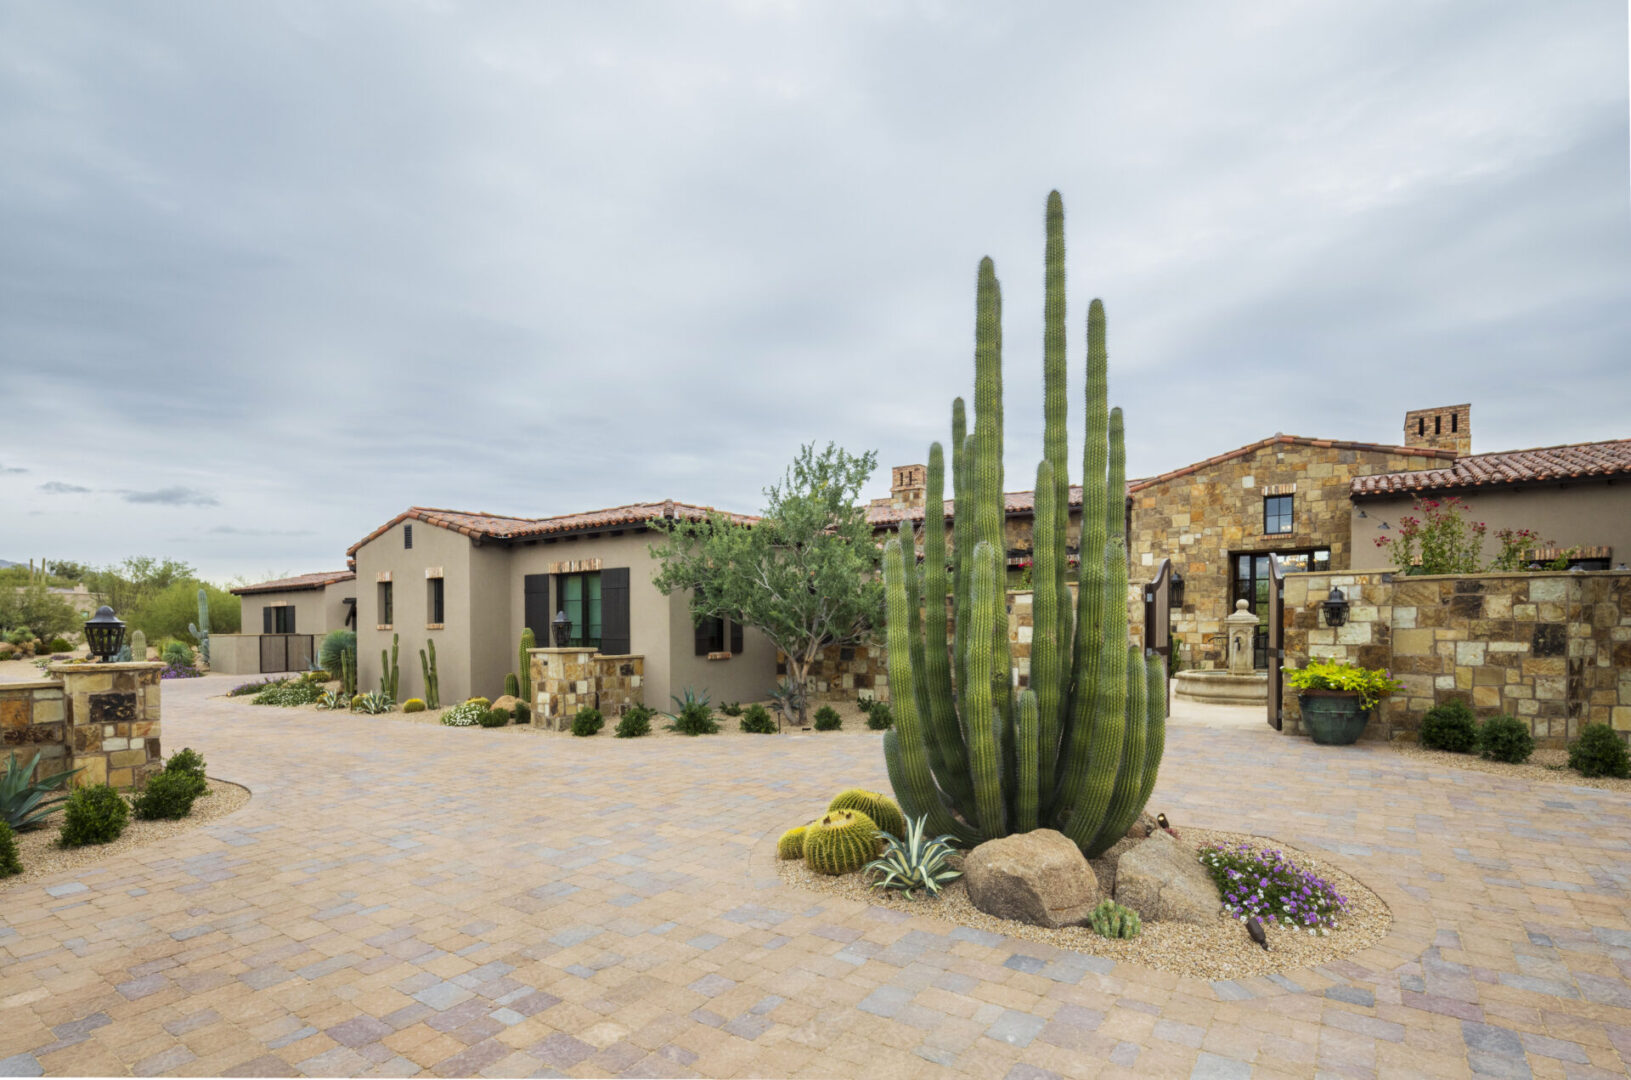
[552,609,572,648]
[1321,587,1350,628]
[84,606,126,662]
[1168,571,1185,609]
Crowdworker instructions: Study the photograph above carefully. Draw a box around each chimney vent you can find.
[1404,404,1470,455]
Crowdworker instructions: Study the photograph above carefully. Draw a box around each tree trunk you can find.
[789,654,813,728]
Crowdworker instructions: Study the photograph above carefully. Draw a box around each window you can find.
[263,605,296,634]
[692,587,744,656]
[404,524,413,549]
[1232,549,1330,669]
[556,571,601,648]
[1263,494,1294,535]
[427,577,444,625]
[378,581,394,626]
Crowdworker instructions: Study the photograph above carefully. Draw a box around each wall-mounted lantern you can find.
[552,609,572,648]
[84,605,126,662]
[1168,571,1185,609]
[1321,587,1350,628]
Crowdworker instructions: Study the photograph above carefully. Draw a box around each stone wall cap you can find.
[48,661,166,673]
[0,679,68,691]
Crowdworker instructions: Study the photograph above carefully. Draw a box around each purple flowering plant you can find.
[1197,841,1348,935]
[161,661,203,679]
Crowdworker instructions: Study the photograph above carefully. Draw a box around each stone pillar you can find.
[1225,600,1260,675]
[529,647,597,731]
[50,662,165,788]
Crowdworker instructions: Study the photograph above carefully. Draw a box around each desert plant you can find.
[478,708,510,728]
[1199,840,1348,932]
[1419,699,1478,753]
[615,706,652,738]
[319,630,356,679]
[380,633,400,701]
[301,669,330,684]
[504,672,519,699]
[1283,661,1402,711]
[882,193,1169,856]
[720,701,743,717]
[511,701,531,724]
[402,698,426,714]
[739,704,777,734]
[349,693,365,710]
[865,700,893,731]
[0,821,18,877]
[131,769,200,821]
[253,680,323,707]
[59,784,129,847]
[467,697,491,709]
[44,636,72,653]
[803,809,879,875]
[355,690,395,715]
[160,662,203,680]
[340,648,356,696]
[572,708,604,736]
[863,814,962,899]
[777,825,808,860]
[669,699,719,736]
[160,640,195,667]
[518,627,535,708]
[164,748,208,799]
[188,587,211,664]
[317,690,351,709]
[1477,715,1534,764]
[440,700,485,727]
[828,789,907,841]
[1,751,80,830]
[1567,723,1631,779]
[766,680,805,726]
[229,677,284,697]
[813,705,842,731]
[1087,899,1142,939]
[418,639,440,708]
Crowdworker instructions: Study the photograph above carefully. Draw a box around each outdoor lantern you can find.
[84,605,126,662]
[551,609,572,647]
[1168,571,1185,609]
[1321,587,1350,628]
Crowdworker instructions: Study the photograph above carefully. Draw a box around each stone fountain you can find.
[1174,599,1269,705]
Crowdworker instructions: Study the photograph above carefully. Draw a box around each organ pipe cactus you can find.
[883,191,1166,858]
[188,587,210,664]
[518,628,535,707]
[419,639,440,709]
[380,633,399,702]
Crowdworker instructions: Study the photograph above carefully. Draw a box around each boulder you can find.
[1113,829,1218,924]
[491,695,521,713]
[1089,835,1140,897]
[964,829,1100,929]
[1125,811,1159,840]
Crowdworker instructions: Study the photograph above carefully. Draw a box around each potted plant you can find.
[1283,660,1403,745]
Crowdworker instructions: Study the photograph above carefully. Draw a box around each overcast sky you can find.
[2,1,1628,583]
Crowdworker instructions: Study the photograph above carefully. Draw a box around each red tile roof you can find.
[346,501,759,558]
[230,570,356,596]
[1126,435,1456,494]
[1351,438,1631,496]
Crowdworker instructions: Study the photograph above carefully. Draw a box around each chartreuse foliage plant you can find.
[882,191,1167,857]
[1283,661,1403,711]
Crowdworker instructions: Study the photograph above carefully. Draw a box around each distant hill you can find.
[0,559,19,568]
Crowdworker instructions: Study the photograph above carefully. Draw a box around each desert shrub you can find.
[1477,715,1534,764]
[160,641,195,667]
[0,821,18,877]
[739,704,777,734]
[440,701,485,727]
[511,701,531,724]
[813,705,842,731]
[478,708,510,728]
[165,748,207,798]
[670,700,718,736]
[319,630,357,678]
[132,770,200,820]
[1419,699,1477,753]
[1568,723,1631,779]
[253,680,323,707]
[45,637,72,653]
[571,708,603,736]
[402,698,426,713]
[865,700,893,731]
[2,627,34,645]
[1199,840,1347,933]
[230,677,284,697]
[59,784,129,847]
[615,706,652,738]
[719,701,743,717]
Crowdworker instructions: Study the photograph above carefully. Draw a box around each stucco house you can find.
[216,570,356,675]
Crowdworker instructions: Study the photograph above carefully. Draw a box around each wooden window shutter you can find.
[262,607,272,634]
[286,607,296,633]
[729,619,743,654]
[523,574,550,642]
[695,618,711,656]
[600,568,630,655]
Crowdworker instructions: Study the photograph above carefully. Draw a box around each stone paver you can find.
[1,674,1629,1077]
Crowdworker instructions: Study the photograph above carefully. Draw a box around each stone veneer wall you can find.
[2,663,164,787]
[592,655,644,716]
[1279,570,1631,745]
[527,648,645,731]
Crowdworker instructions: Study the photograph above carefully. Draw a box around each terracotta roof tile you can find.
[346,501,758,557]
[231,570,356,596]
[1351,438,1631,496]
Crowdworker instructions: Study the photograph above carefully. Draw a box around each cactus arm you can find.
[919,443,974,809]
[519,628,535,706]
[427,638,439,708]
[964,542,1005,839]
[1014,688,1039,833]
[1057,537,1130,850]
[1030,460,1063,814]
[1086,645,1149,856]
[1043,191,1072,687]
[1107,407,1126,544]
[1135,651,1167,812]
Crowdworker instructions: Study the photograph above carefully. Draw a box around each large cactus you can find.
[419,639,440,708]
[518,628,535,706]
[188,588,210,664]
[883,191,1166,858]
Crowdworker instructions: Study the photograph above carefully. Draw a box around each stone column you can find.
[50,662,165,788]
[530,648,597,731]
[1225,600,1260,675]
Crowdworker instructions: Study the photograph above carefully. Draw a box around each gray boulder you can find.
[1113,829,1218,924]
[965,829,1100,929]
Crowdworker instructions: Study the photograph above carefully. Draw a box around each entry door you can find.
[1232,549,1331,669]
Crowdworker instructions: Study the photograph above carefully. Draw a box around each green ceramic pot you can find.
[1299,690,1370,745]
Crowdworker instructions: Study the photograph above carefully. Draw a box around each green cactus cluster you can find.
[883,190,1167,859]
[418,639,440,708]
[188,587,210,664]
[519,628,535,707]
[129,629,146,663]
[1087,899,1142,939]
[380,633,399,702]
[827,789,906,842]
[803,809,879,875]
[339,648,357,697]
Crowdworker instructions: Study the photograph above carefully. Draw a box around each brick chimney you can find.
[1404,404,1471,456]
[889,464,927,511]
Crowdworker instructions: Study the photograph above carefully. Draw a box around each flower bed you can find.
[1198,840,1348,934]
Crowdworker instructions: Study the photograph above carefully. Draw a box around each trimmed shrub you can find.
[403,698,427,713]
[1477,715,1534,764]
[478,708,510,728]
[165,748,208,799]
[739,704,776,734]
[571,708,604,736]
[59,784,128,847]
[865,700,893,731]
[813,705,842,731]
[0,821,18,876]
[45,637,73,653]
[511,701,531,724]
[1568,723,1631,779]
[719,701,743,717]
[615,706,652,738]
[132,770,199,820]
[1419,699,1477,753]
[670,700,718,736]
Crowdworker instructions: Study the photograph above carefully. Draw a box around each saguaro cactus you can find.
[188,588,210,664]
[883,191,1166,858]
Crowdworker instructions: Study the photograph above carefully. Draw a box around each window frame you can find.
[427,577,444,626]
[1263,494,1295,535]
[378,581,394,627]
[555,570,602,649]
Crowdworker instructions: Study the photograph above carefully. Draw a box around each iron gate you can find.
[1266,554,1284,730]
[259,634,314,674]
[1142,558,1172,712]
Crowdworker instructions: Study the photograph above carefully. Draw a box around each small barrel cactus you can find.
[777,825,808,860]
[403,698,426,713]
[828,789,907,842]
[803,809,879,875]
[1087,899,1142,939]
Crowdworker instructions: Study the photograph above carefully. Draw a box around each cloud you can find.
[38,481,92,494]
[0,463,26,474]
[121,487,219,506]
[206,525,313,536]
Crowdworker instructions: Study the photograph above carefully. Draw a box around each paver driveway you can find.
[2,676,1629,1079]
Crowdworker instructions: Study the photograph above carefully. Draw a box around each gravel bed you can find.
[3,778,251,891]
[775,826,1391,980]
[1387,743,1630,793]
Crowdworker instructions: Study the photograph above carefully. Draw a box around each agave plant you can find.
[354,690,395,715]
[316,690,348,710]
[863,814,962,900]
[670,686,711,712]
[1,751,82,830]
[765,680,805,728]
